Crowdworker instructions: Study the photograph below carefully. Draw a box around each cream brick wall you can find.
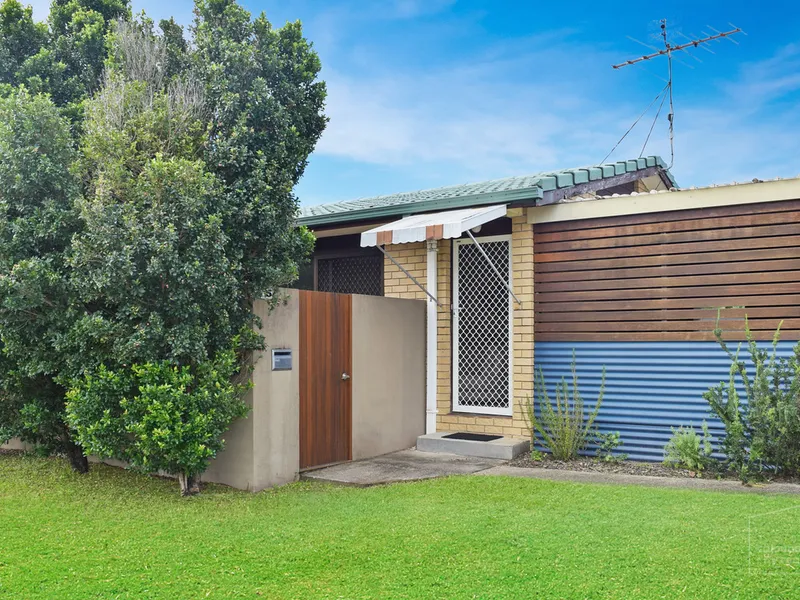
[382,217,534,439]
[383,243,428,300]
[436,240,452,420]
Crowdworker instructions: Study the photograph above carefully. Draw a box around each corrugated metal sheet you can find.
[533,341,799,462]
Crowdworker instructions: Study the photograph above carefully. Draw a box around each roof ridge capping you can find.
[299,155,674,227]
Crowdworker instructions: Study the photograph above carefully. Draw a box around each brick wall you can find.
[382,215,534,439]
[383,243,427,300]
[436,240,452,421]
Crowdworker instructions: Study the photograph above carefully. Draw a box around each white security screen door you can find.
[453,235,513,416]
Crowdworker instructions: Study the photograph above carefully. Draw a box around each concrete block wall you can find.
[382,214,535,439]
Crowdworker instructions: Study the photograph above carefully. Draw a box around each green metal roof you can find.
[299,156,676,227]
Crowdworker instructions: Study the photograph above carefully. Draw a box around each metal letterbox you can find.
[271,348,292,371]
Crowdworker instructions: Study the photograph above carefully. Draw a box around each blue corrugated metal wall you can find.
[533,340,799,462]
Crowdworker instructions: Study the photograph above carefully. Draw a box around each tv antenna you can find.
[603,19,744,169]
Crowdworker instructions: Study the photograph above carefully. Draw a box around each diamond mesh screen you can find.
[455,238,511,413]
[317,254,383,296]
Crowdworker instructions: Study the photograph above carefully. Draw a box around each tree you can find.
[192,0,325,322]
[0,0,48,84]
[4,0,130,124]
[0,87,88,472]
[64,3,326,494]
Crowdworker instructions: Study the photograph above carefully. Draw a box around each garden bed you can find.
[509,452,800,484]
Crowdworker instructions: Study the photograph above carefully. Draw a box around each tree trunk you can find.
[178,472,200,496]
[64,437,89,474]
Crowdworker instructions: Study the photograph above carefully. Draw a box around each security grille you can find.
[453,235,512,415]
[317,254,383,296]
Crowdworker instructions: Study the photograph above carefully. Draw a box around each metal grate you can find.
[453,236,512,415]
[317,254,383,296]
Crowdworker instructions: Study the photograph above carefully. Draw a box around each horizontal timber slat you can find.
[535,318,800,333]
[534,259,800,283]
[535,270,800,293]
[536,235,800,263]
[536,282,800,302]
[536,307,800,323]
[536,331,800,342]
[534,206,800,243]
[535,247,800,273]
[535,222,800,254]
[535,295,800,313]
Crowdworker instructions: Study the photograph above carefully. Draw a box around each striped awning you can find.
[359,204,507,247]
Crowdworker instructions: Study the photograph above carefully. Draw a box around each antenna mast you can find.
[610,19,744,169]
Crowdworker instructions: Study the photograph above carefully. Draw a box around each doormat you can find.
[443,432,502,442]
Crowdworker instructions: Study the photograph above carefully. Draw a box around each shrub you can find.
[66,348,250,496]
[664,423,713,472]
[705,316,800,481]
[596,431,628,463]
[524,350,605,461]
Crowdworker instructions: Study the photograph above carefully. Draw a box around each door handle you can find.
[341,372,351,381]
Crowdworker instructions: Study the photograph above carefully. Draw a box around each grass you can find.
[1,454,800,599]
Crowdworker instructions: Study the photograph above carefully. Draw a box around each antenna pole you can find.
[663,20,675,168]
[612,24,743,69]
[607,19,743,169]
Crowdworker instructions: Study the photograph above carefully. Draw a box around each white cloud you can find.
[314,39,800,187]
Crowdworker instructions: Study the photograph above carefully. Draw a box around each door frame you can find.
[452,234,514,416]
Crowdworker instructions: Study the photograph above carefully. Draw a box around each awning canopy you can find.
[360,204,507,247]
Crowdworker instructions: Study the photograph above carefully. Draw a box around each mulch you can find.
[509,453,800,484]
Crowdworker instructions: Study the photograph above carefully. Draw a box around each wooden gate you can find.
[299,290,352,470]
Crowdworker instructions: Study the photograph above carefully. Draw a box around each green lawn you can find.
[1,454,799,599]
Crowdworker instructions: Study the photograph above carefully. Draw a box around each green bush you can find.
[596,431,628,463]
[705,316,800,481]
[664,423,713,472]
[524,351,605,461]
[66,348,250,495]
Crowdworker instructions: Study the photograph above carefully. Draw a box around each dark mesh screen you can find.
[317,254,383,296]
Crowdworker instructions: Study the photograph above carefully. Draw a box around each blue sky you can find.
[28,1,800,206]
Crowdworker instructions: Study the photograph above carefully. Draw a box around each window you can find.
[317,254,383,296]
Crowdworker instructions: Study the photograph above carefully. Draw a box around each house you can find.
[297,157,800,460]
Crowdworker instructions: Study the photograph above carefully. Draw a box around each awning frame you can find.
[362,203,521,308]
[465,229,522,306]
[377,244,442,307]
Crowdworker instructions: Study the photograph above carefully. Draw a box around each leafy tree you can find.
[0,87,88,471]
[0,0,48,84]
[5,0,130,124]
[69,26,231,369]
[192,0,324,323]
[159,17,189,80]
[64,2,326,494]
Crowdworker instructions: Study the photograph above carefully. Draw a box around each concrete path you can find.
[302,449,800,495]
[478,465,800,495]
[301,449,504,486]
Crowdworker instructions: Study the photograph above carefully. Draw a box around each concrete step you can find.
[416,431,530,460]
